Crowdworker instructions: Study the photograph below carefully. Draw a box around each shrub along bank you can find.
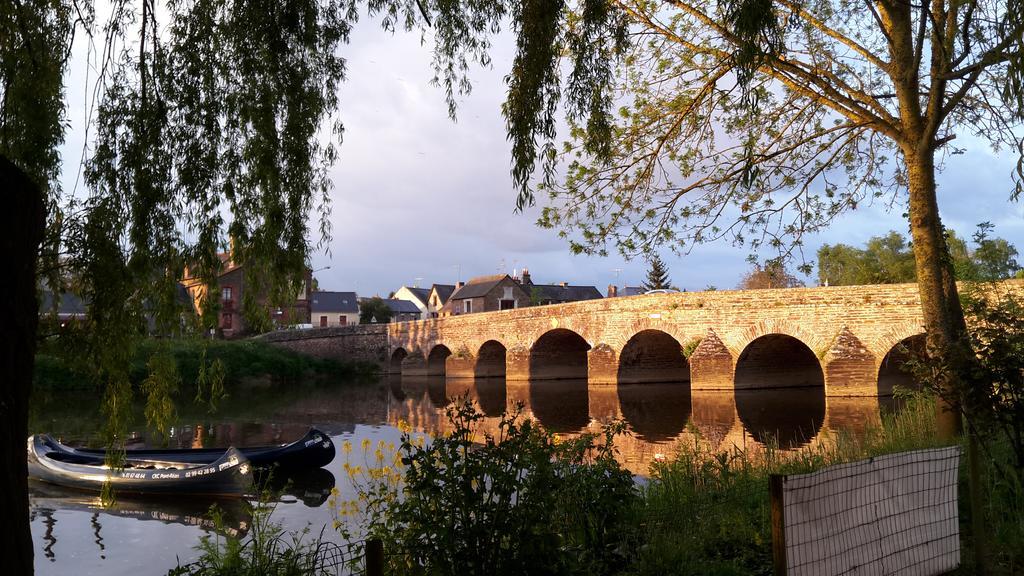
[33,336,375,391]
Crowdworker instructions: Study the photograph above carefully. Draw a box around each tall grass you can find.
[168,502,342,576]
[633,396,965,576]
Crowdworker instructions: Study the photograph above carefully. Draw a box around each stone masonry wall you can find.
[260,324,389,368]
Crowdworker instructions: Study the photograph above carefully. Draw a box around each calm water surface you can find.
[29,376,900,575]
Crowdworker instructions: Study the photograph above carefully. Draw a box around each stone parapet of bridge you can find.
[384,280,1024,397]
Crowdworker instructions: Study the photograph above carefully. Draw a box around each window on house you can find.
[463,300,472,314]
[320,315,327,327]
[222,286,232,301]
[499,299,515,310]
[222,313,232,329]
[339,315,347,326]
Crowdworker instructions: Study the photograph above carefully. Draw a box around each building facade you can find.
[310,291,360,327]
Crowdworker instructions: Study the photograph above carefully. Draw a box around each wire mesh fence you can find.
[772,446,962,576]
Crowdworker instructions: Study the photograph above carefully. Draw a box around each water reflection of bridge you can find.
[385,376,892,474]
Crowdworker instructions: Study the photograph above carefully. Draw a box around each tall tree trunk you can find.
[1,155,45,575]
[904,144,972,430]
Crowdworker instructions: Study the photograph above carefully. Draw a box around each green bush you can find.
[341,400,638,576]
[34,337,372,391]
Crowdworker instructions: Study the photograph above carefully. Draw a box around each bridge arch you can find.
[475,340,507,377]
[617,329,690,384]
[390,348,408,374]
[877,333,927,396]
[734,333,825,390]
[426,344,452,376]
[529,328,591,380]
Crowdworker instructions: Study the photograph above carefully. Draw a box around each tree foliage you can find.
[642,253,671,291]
[738,259,804,290]
[818,226,1020,286]
[490,1,1024,260]
[359,297,393,324]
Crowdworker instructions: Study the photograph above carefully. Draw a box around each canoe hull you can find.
[68,428,336,471]
[28,436,253,497]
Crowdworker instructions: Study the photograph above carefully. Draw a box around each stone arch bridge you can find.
[265,281,1023,397]
[386,281,1024,396]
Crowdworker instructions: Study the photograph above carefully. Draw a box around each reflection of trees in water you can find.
[40,508,56,561]
[736,388,826,450]
[616,383,691,442]
[91,512,105,559]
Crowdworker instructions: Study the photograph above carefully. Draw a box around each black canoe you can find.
[28,435,253,496]
[64,428,336,471]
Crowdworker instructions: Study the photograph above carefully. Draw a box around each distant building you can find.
[182,253,312,337]
[310,291,359,327]
[392,286,431,318]
[517,269,603,305]
[426,284,456,318]
[441,274,530,316]
[40,283,195,333]
[382,298,422,322]
[606,285,645,297]
[39,290,88,324]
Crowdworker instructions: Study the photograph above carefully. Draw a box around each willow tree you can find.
[2,0,351,571]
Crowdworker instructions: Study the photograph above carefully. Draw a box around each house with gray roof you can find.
[392,285,431,318]
[426,284,456,318]
[310,291,359,327]
[440,274,530,316]
[517,269,603,306]
[382,298,423,322]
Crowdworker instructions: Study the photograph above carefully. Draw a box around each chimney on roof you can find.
[456,281,465,290]
[607,284,618,298]
[520,269,532,286]
[559,282,568,287]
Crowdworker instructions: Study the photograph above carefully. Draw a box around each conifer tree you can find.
[642,255,671,291]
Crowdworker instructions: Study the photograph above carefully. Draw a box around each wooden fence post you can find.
[770,474,787,576]
[366,538,383,576]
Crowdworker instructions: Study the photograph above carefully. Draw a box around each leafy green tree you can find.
[818,232,916,286]
[359,297,393,324]
[972,222,1021,281]
[642,254,672,291]
[820,227,1020,285]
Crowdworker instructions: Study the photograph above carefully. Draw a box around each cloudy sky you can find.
[60,15,1024,297]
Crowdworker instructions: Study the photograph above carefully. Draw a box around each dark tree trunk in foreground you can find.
[1,155,45,575]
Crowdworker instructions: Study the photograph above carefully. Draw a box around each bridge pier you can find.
[445,355,476,379]
[822,328,878,396]
[588,344,618,385]
[505,346,531,381]
[688,330,735,391]
[401,351,429,377]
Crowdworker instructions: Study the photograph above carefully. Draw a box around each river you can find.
[28,375,901,575]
